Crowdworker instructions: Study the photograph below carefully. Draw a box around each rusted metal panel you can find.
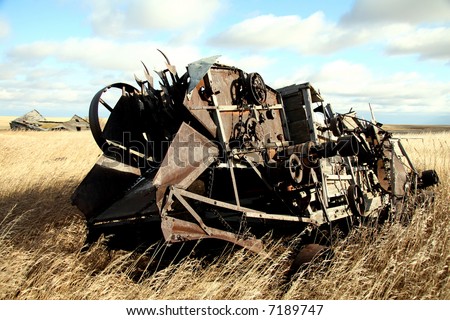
[91,177,157,223]
[71,155,141,220]
[182,76,218,138]
[153,122,219,209]
[161,216,263,253]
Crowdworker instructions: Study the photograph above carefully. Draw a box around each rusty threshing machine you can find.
[72,53,439,261]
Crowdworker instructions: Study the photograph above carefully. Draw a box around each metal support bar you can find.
[397,140,418,174]
[188,104,284,111]
[177,188,319,225]
[302,85,319,142]
[160,187,174,218]
[172,187,211,235]
[242,155,273,191]
[206,69,241,207]
[345,157,357,185]
[161,216,264,253]
[324,174,353,180]
[227,159,241,207]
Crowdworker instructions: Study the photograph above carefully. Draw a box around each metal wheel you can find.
[246,117,264,142]
[288,153,304,184]
[347,184,366,216]
[247,72,267,105]
[233,121,246,140]
[329,116,343,137]
[420,169,439,188]
[89,83,137,151]
[290,244,330,273]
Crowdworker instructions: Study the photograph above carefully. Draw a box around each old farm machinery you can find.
[72,53,439,262]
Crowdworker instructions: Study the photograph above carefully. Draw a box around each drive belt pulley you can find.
[347,184,366,216]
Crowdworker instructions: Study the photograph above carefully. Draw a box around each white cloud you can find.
[209,7,450,64]
[0,58,94,114]
[340,0,450,25]
[87,0,221,39]
[0,88,14,100]
[1,37,208,116]
[337,0,450,63]
[208,12,367,55]
[0,73,94,115]
[0,17,10,38]
[1,0,448,124]
[273,60,450,116]
[218,55,275,73]
[386,26,450,62]
[8,38,203,75]
[126,0,221,29]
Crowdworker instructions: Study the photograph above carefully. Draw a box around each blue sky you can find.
[0,0,449,124]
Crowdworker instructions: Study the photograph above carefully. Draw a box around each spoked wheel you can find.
[288,153,303,184]
[289,244,331,275]
[245,117,264,144]
[89,83,138,151]
[420,169,439,188]
[347,184,366,216]
[247,72,267,105]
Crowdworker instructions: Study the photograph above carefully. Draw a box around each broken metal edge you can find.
[161,216,264,253]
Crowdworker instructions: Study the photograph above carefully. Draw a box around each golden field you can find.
[0,129,449,300]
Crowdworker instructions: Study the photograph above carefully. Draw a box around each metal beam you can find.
[177,188,319,225]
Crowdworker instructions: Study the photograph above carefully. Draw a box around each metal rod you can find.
[178,188,318,224]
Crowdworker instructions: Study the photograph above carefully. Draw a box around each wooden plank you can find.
[287,119,309,130]
[285,108,307,121]
[283,96,305,111]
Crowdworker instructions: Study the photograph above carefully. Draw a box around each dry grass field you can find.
[0,117,17,130]
[0,129,449,300]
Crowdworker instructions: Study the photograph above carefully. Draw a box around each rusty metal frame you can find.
[187,104,284,111]
[206,69,241,207]
[161,215,264,253]
[160,186,264,252]
[163,186,321,224]
[159,184,357,246]
[72,54,440,258]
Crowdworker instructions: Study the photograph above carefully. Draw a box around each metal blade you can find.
[187,55,221,94]
[141,61,154,88]
[153,122,219,209]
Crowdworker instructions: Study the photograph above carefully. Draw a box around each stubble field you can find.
[0,129,449,299]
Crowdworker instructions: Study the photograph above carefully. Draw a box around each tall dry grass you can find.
[0,130,448,300]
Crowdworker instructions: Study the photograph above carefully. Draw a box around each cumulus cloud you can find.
[208,5,450,63]
[1,37,208,115]
[337,0,450,63]
[273,60,450,117]
[7,38,203,75]
[386,26,450,62]
[0,55,97,114]
[208,12,368,55]
[218,54,275,73]
[87,0,221,39]
[340,0,450,25]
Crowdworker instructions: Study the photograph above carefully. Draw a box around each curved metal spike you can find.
[134,74,145,92]
[141,61,154,87]
[157,48,171,65]
[141,60,151,74]
[157,49,177,77]
[166,63,177,76]
[134,73,143,85]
